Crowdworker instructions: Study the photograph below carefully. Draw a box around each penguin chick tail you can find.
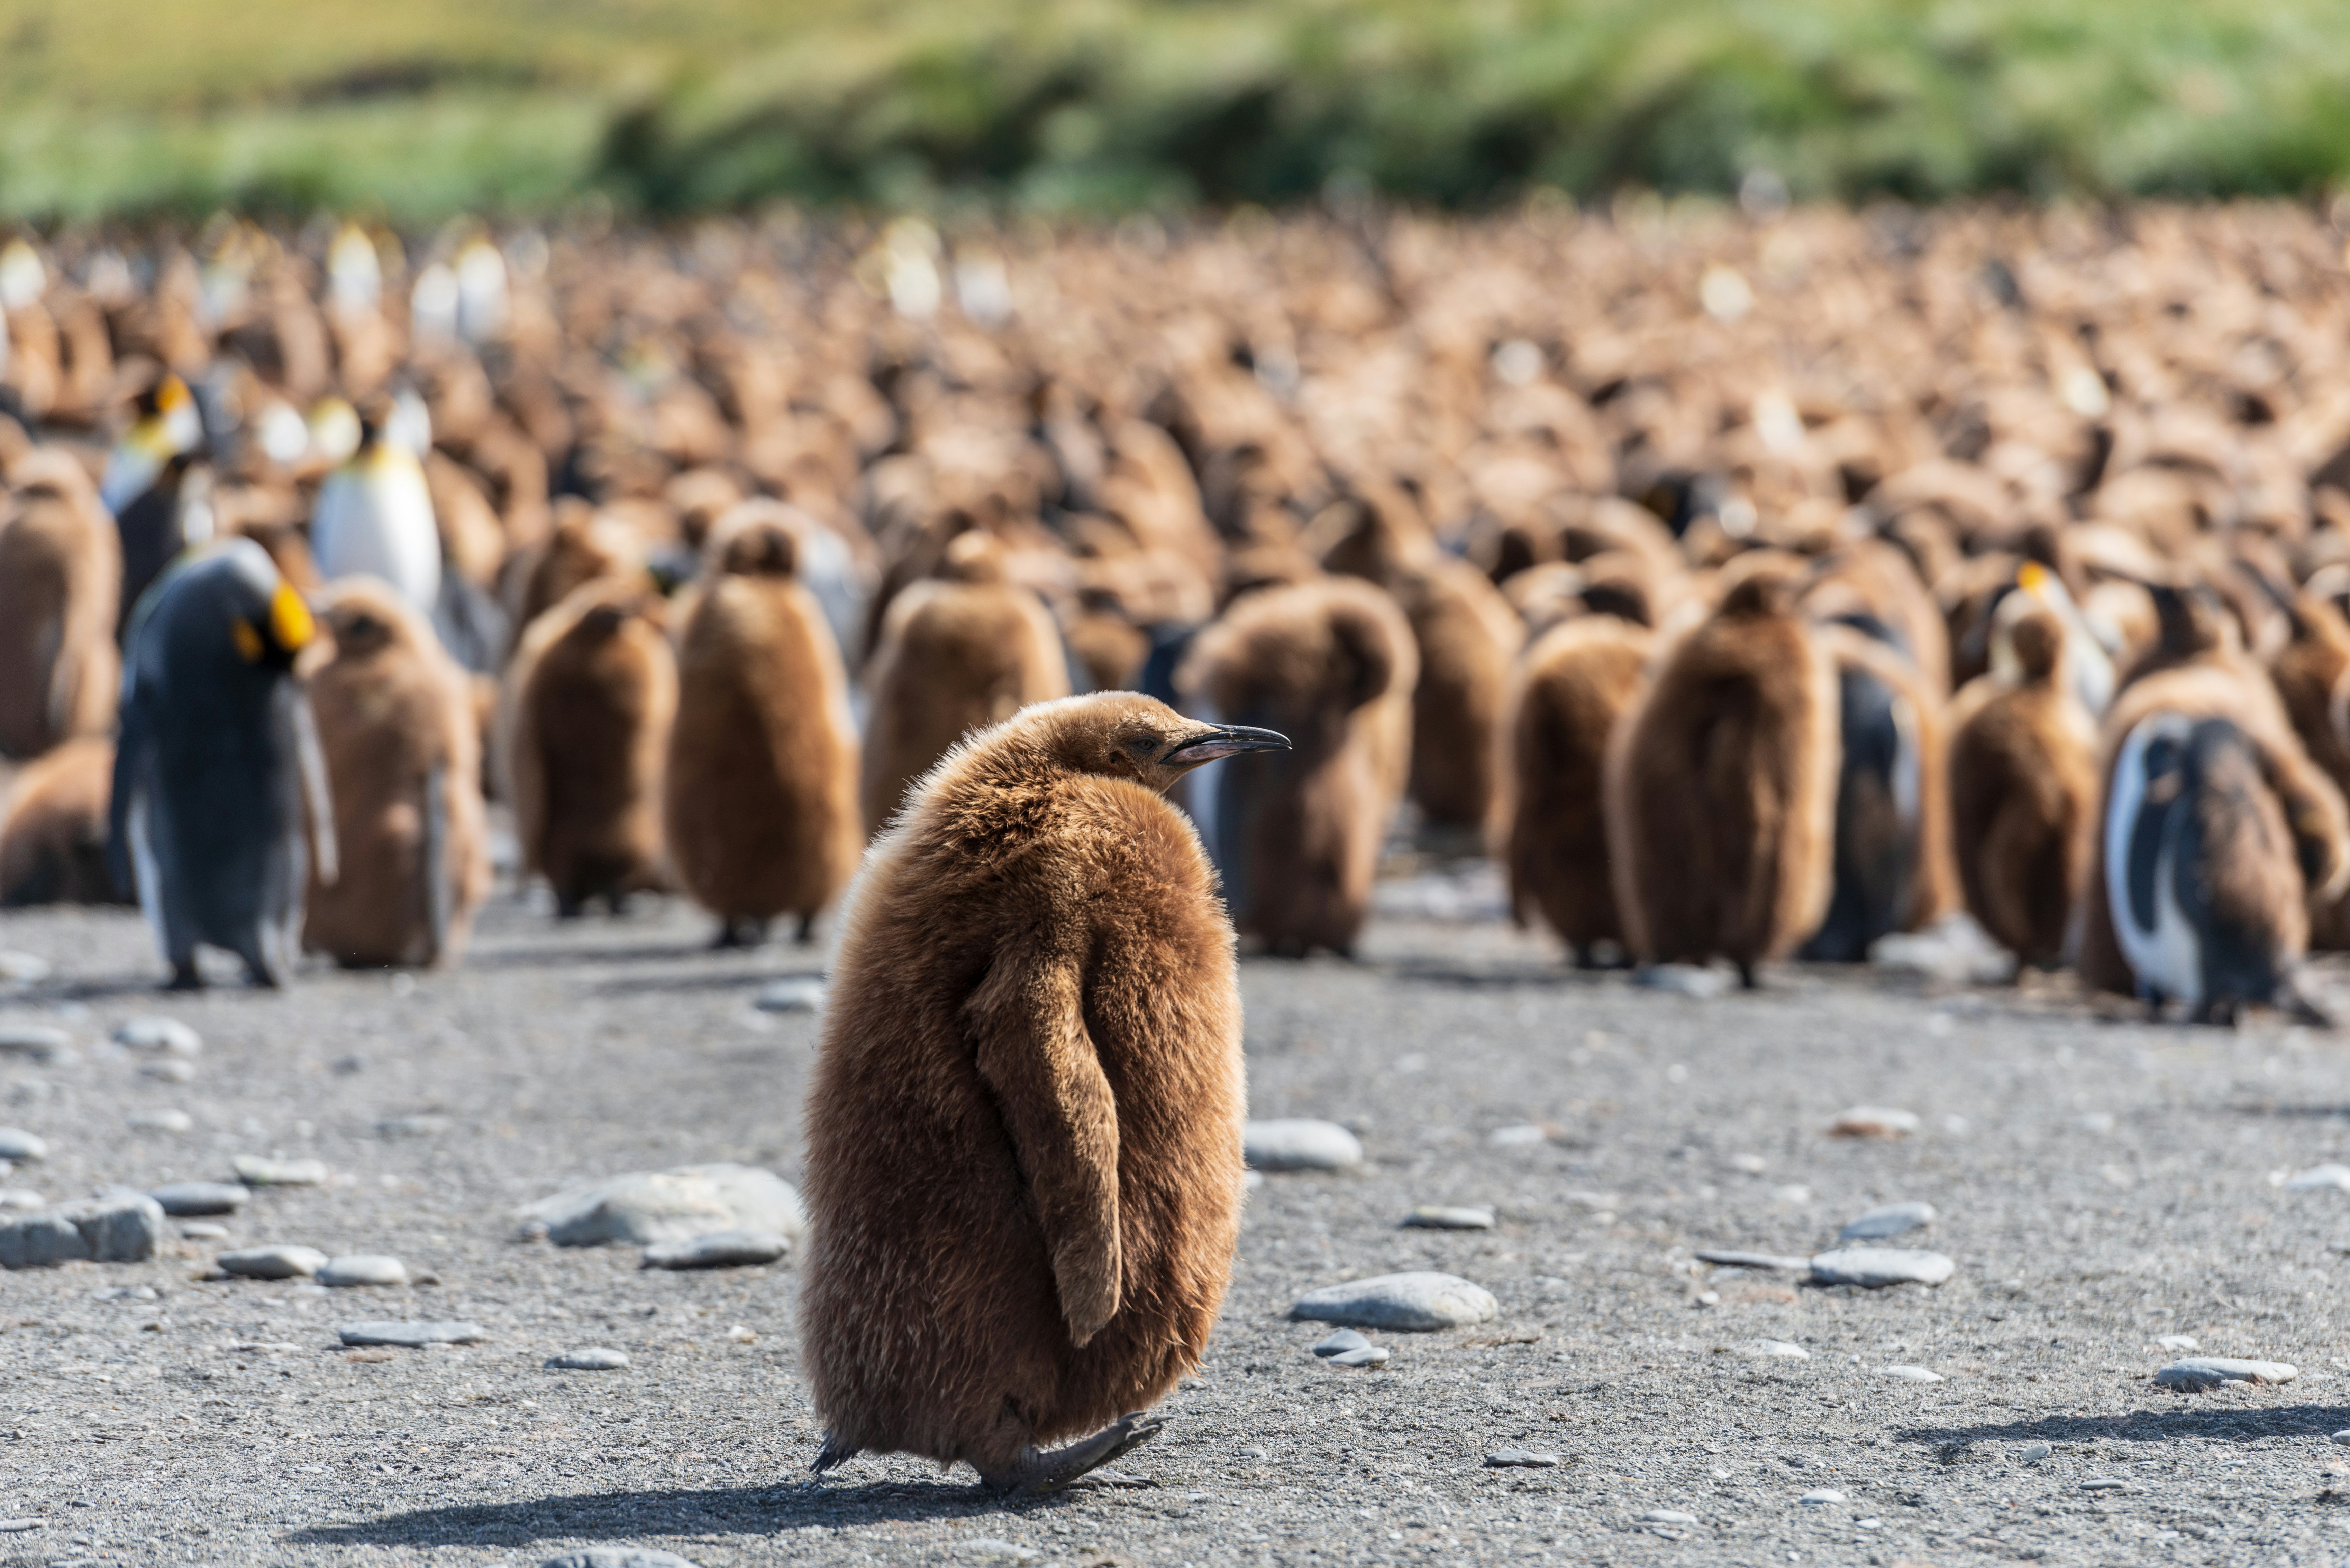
[810,1432,860,1474]
[2281,972,2334,1030]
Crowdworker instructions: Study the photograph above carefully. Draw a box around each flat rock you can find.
[954,1545,1038,1564]
[2154,1357,2297,1391]
[0,1189,41,1209]
[1402,1205,1494,1230]
[1484,1449,1561,1467]
[547,1347,631,1371]
[1697,1249,1812,1271]
[1799,1489,1846,1505]
[1326,1345,1389,1367]
[1882,1365,1945,1382]
[755,977,827,1013]
[318,1255,408,1287]
[1827,1107,1920,1139]
[0,950,50,983]
[1741,1339,1810,1359]
[375,1114,452,1138]
[178,1222,229,1240]
[233,1156,327,1186]
[1839,1201,1936,1242]
[340,1320,486,1348]
[1635,963,1729,998]
[541,1552,701,1568]
[1311,1328,1371,1357]
[218,1244,327,1279]
[2285,1164,2350,1192]
[1487,1123,1553,1148]
[1243,1119,1363,1172]
[140,1058,196,1083]
[1868,913,2016,984]
[2156,1334,2199,1351]
[0,1128,46,1161]
[1290,1271,1497,1331]
[113,1016,201,1055]
[0,1193,164,1267]
[126,1109,193,1132]
[0,1025,74,1064]
[2019,1443,2051,1462]
[516,1163,805,1248]
[0,1211,87,1267]
[149,1182,248,1216]
[639,1228,789,1270]
[1640,1510,1699,1525]
[1809,1248,1954,1287]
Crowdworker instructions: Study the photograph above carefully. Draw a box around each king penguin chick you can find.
[801,694,1288,1494]
[0,453,119,759]
[1605,565,1841,987]
[1946,606,2098,968]
[1499,614,1654,967]
[1174,578,1416,957]
[860,531,1071,834]
[310,403,441,623]
[664,508,862,946]
[501,577,676,917]
[108,539,335,988]
[302,579,490,968]
[0,736,120,906]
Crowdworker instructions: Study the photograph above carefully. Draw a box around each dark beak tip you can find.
[1166,725,1292,765]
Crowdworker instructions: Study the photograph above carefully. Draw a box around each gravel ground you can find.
[4,870,2350,1568]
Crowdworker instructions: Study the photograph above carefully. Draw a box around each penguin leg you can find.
[978,1412,1166,1497]
[1736,960,1759,991]
[795,912,816,945]
[167,959,204,992]
[555,891,588,920]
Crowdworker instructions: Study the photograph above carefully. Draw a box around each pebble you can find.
[2079,1479,2134,1493]
[375,1114,453,1138]
[113,1016,201,1055]
[2156,1334,2200,1351]
[0,950,51,983]
[139,1059,196,1084]
[755,977,827,1013]
[1290,1271,1498,1331]
[0,1024,74,1063]
[1827,1106,1920,1139]
[547,1347,631,1371]
[1697,1249,1812,1271]
[1486,1123,1551,1148]
[1242,1119,1363,1172]
[2071,1112,2116,1135]
[1808,1248,1954,1287]
[2019,1443,2051,1462]
[2331,1430,2350,1446]
[179,1222,229,1240]
[2285,1164,2350,1192]
[1402,1205,1494,1230]
[126,1109,193,1132]
[0,1193,164,1267]
[1798,1489,1846,1505]
[1741,1339,1810,1359]
[1634,963,1729,998]
[1326,1345,1389,1368]
[0,1189,40,1209]
[954,1544,1039,1564]
[233,1156,328,1186]
[318,1255,409,1287]
[639,1228,789,1270]
[1484,1449,1561,1468]
[541,1551,701,1568]
[516,1163,805,1247]
[1640,1510,1699,1525]
[340,1320,487,1347]
[0,1128,46,1161]
[1867,913,2015,983]
[2153,1357,2297,1391]
[1311,1328,1371,1357]
[149,1182,248,1216]
[218,1244,328,1279]
[1838,1201,1935,1242]
[1881,1365,1945,1382]
[0,1518,38,1531]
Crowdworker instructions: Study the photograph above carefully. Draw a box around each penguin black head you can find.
[1006,693,1290,796]
[225,567,317,672]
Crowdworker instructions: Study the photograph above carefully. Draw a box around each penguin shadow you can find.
[585,966,825,999]
[1898,1404,2350,1451]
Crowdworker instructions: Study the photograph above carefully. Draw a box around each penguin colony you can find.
[0,206,2348,1018]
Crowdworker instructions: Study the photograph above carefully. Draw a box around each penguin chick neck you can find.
[965,694,1291,800]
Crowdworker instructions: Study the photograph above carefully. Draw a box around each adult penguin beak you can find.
[1166,724,1292,769]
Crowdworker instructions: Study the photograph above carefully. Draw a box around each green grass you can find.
[4,0,2350,220]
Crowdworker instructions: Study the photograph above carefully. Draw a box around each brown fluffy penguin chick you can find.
[1500,615,1654,966]
[1946,609,2098,968]
[0,459,120,760]
[1605,566,1841,987]
[502,577,676,916]
[0,736,119,906]
[801,694,1288,1493]
[859,532,1071,835]
[302,580,492,967]
[664,511,862,947]
[1175,578,1417,957]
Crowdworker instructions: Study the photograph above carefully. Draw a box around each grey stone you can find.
[1839,1201,1936,1241]
[1402,1205,1495,1230]
[1881,1365,1945,1382]
[0,950,50,983]
[755,977,827,1013]
[1484,1449,1560,1467]
[126,1109,193,1132]
[2079,1479,2137,1493]
[150,1181,247,1215]
[0,1128,46,1161]
[2156,1334,2200,1351]
[516,1163,805,1248]
[178,1222,229,1240]
[1640,1510,1699,1526]
[2331,1430,2350,1446]
[1826,1106,1920,1139]
[340,1320,487,1347]
[1741,1339,1810,1359]
[541,1552,701,1568]
[547,1347,631,1371]
[1242,1119,1363,1172]
[639,1228,789,1270]
[1486,1123,1552,1148]
[232,1156,327,1186]
[113,1016,201,1055]
[1311,1328,1371,1357]
[139,1058,196,1084]
[2019,1443,2051,1462]
[1809,1248,1954,1287]
[1634,963,1729,998]
[1868,912,2016,984]
[1798,1489,1846,1505]
[1290,1271,1498,1331]
[1696,1249,1812,1271]
[954,1545,1039,1564]
[2285,1164,2350,1192]
[1326,1345,1389,1367]
[67,1192,166,1262]
[0,1210,89,1267]
[0,1188,40,1209]
[2153,1357,2296,1391]
[219,1244,327,1279]
[375,1114,452,1138]
[0,1025,73,1063]
[318,1255,408,1287]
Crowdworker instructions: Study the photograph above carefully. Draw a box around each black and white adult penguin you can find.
[310,396,441,625]
[109,539,336,989]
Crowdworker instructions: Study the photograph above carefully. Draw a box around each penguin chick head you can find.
[1009,693,1289,795]
[317,579,425,662]
[711,513,799,580]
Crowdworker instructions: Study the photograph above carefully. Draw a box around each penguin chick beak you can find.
[1164,725,1291,769]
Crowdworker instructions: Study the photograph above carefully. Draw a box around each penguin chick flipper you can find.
[984,1412,1166,1497]
[966,943,1123,1346]
[809,1432,861,1474]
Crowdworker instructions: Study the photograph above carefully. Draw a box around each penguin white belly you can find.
[2105,714,2203,1005]
[128,786,167,958]
[312,454,441,616]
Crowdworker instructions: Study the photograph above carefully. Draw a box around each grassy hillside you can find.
[4,0,2350,220]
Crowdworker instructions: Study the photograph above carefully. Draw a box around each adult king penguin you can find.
[802,694,1288,1494]
[310,399,441,622]
[109,539,335,988]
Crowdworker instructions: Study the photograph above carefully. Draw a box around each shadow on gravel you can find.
[1378,961,1583,990]
[462,941,727,971]
[1900,1404,2350,1449]
[287,1477,1034,1548]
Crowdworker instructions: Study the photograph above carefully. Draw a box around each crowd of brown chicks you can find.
[6,201,2350,1019]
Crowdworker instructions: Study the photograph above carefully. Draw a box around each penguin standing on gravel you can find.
[109,539,335,988]
[802,693,1287,1494]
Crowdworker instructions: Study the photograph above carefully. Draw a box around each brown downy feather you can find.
[1176,578,1416,956]
[664,510,863,939]
[1605,566,1841,983]
[0,461,120,760]
[0,736,120,906]
[2266,592,2350,949]
[801,694,1249,1481]
[303,580,492,966]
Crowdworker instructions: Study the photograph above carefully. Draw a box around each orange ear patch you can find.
[270,584,315,651]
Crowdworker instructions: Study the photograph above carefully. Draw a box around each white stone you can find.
[1640,1510,1699,1525]
[2153,1357,2296,1392]
[113,1016,201,1055]
[1839,1202,1936,1242]
[1798,1489,1846,1505]
[1487,1123,1551,1149]
[319,1255,408,1287]
[639,1229,789,1270]
[1635,963,1729,998]
[1244,1119,1363,1172]
[1868,913,2015,984]
[1312,1329,1371,1357]
[547,1347,631,1371]
[1326,1345,1388,1367]
[1827,1107,1920,1139]
[140,1059,195,1083]
[0,1025,73,1063]
[1809,1248,1954,1287]
[1290,1272,1497,1331]
[0,950,51,983]
[149,1182,247,1216]
[218,1244,327,1280]
[2019,1443,2051,1462]
[516,1163,805,1248]
[340,1320,486,1347]
[2331,1430,2350,1446]
[953,1545,1039,1564]
[127,1109,193,1132]
[0,1189,40,1209]
[178,1222,228,1240]
[234,1156,328,1186]
[2285,1164,2350,1192]
[1484,1449,1560,1467]
[0,1129,45,1161]
[1742,1339,1810,1359]
[2156,1334,2199,1352]
[755,977,827,1013]
[1402,1205,1494,1230]
[1881,1365,1944,1382]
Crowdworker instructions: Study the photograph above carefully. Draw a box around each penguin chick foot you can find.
[984,1412,1166,1497]
[809,1431,861,1474]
